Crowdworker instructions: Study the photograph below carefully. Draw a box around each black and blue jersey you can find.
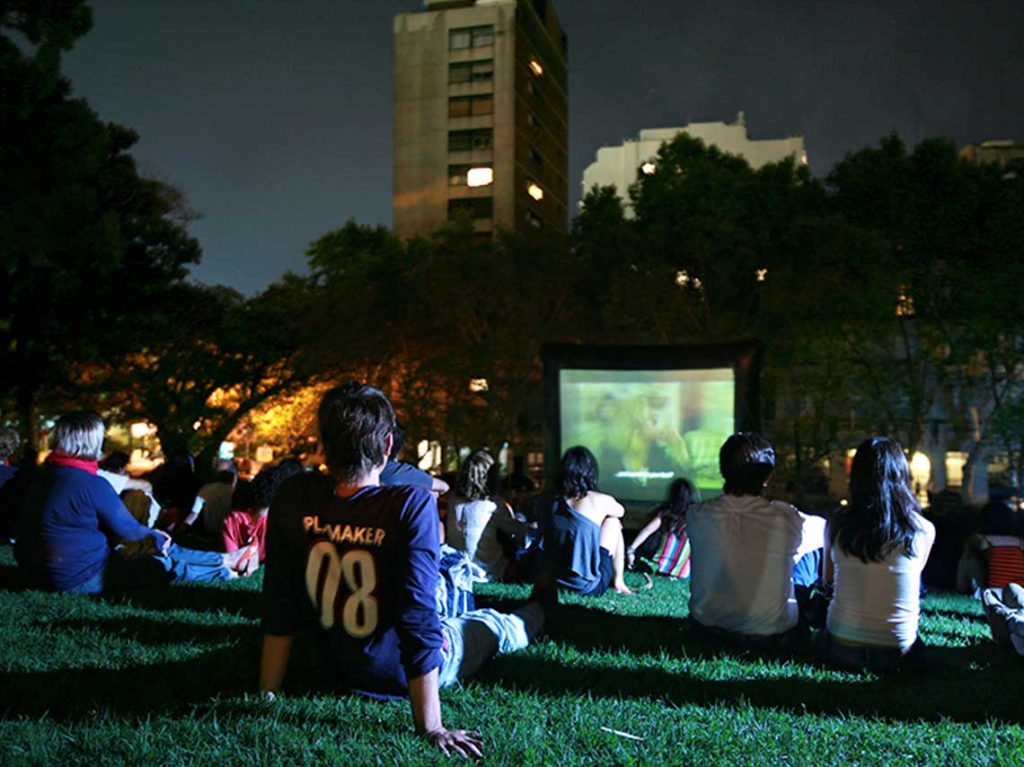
[262,472,444,697]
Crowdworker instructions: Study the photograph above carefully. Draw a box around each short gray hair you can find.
[50,412,106,461]
[0,427,19,462]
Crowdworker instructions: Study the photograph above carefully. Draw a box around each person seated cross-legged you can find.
[687,432,824,647]
[259,382,543,759]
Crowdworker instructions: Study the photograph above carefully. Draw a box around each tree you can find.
[0,1,199,447]
[100,277,317,467]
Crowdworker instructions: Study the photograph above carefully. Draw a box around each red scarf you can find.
[46,453,99,475]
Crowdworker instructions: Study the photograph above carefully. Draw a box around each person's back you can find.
[265,472,442,696]
[688,493,806,635]
[687,432,817,639]
[15,464,124,590]
[828,518,935,651]
[539,495,606,592]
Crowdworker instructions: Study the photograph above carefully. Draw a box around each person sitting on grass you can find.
[817,436,936,673]
[221,460,303,565]
[536,446,632,597]
[687,432,824,646]
[626,477,696,579]
[380,423,450,496]
[14,412,258,593]
[446,448,527,582]
[956,499,1024,597]
[259,382,544,759]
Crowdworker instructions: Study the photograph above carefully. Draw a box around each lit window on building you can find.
[448,164,494,187]
[527,182,544,201]
[528,58,544,76]
[526,210,542,228]
[466,167,494,187]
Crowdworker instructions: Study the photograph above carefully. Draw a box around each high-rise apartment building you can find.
[393,0,568,240]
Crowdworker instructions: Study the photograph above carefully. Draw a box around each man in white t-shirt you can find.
[687,432,824,644]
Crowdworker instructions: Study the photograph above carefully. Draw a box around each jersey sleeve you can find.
[394,488,444,679]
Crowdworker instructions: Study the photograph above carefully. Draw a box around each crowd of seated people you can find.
[3,386,1023,759]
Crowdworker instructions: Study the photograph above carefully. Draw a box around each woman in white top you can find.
[446,449,525,582]
[819,436,936,673]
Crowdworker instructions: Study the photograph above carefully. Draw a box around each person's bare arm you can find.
[259,634,294,697]
[431,477,450,495]
[628,516,663,556]
[408,669,483,759]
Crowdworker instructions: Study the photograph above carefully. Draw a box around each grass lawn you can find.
[1,545,1022,766]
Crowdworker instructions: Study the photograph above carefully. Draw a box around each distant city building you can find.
[959,139,1024,169]
[393,0,568,240]
[581,112,806,215]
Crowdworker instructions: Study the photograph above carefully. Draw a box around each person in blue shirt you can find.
[259,382,543,759]
[14,412,257,593]
[379,423,450,495]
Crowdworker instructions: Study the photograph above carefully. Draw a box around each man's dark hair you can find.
[318,381,395,483]
[719,432,775,496]
[559,445,599,498]
[391,423,407,461]
[99,450,130,473]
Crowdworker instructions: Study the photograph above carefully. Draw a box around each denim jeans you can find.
[69,544,230,593]
[437,603,544,687]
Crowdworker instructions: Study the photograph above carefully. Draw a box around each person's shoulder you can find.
[916,513,937,539]
[275,470,332,504]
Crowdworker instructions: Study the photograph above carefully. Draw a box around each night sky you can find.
[63,0,1024,295]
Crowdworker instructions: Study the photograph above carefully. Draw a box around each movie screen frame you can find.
[542,342,762,510]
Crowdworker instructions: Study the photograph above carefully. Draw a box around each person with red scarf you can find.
[15,412,256,593]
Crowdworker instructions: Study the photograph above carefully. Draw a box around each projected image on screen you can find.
[559,368,734,503]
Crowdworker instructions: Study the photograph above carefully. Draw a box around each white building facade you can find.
[581,112,806,215]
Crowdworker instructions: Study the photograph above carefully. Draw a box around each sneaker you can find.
[983,588,1012,645]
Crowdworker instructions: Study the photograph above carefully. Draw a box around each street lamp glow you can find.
[641,162,657,175]
[469,378,489,392]
[528,59,544,76]
[466,167,493,187]
[756,268,768,282]
[527,182,544,201]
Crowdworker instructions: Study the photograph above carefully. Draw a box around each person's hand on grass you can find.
[425,727,484,759]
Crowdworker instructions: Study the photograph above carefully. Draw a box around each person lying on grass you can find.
[536,446,633,596]
[818,437,935,673]
[14,411,259,594]
[259,382,544,759]
[687,432,824,646]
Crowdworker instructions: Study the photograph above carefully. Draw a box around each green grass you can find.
[1,547,1023,766]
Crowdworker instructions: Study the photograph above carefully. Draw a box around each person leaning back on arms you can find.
[259,382,543,759]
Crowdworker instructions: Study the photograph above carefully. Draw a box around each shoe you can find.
[983,588,1012,645]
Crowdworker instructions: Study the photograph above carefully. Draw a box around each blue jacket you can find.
[15,465,154,591]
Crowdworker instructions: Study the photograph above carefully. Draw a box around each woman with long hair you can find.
[446,449,525,581]
[626,477,696,578]
[818,436,936,672]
